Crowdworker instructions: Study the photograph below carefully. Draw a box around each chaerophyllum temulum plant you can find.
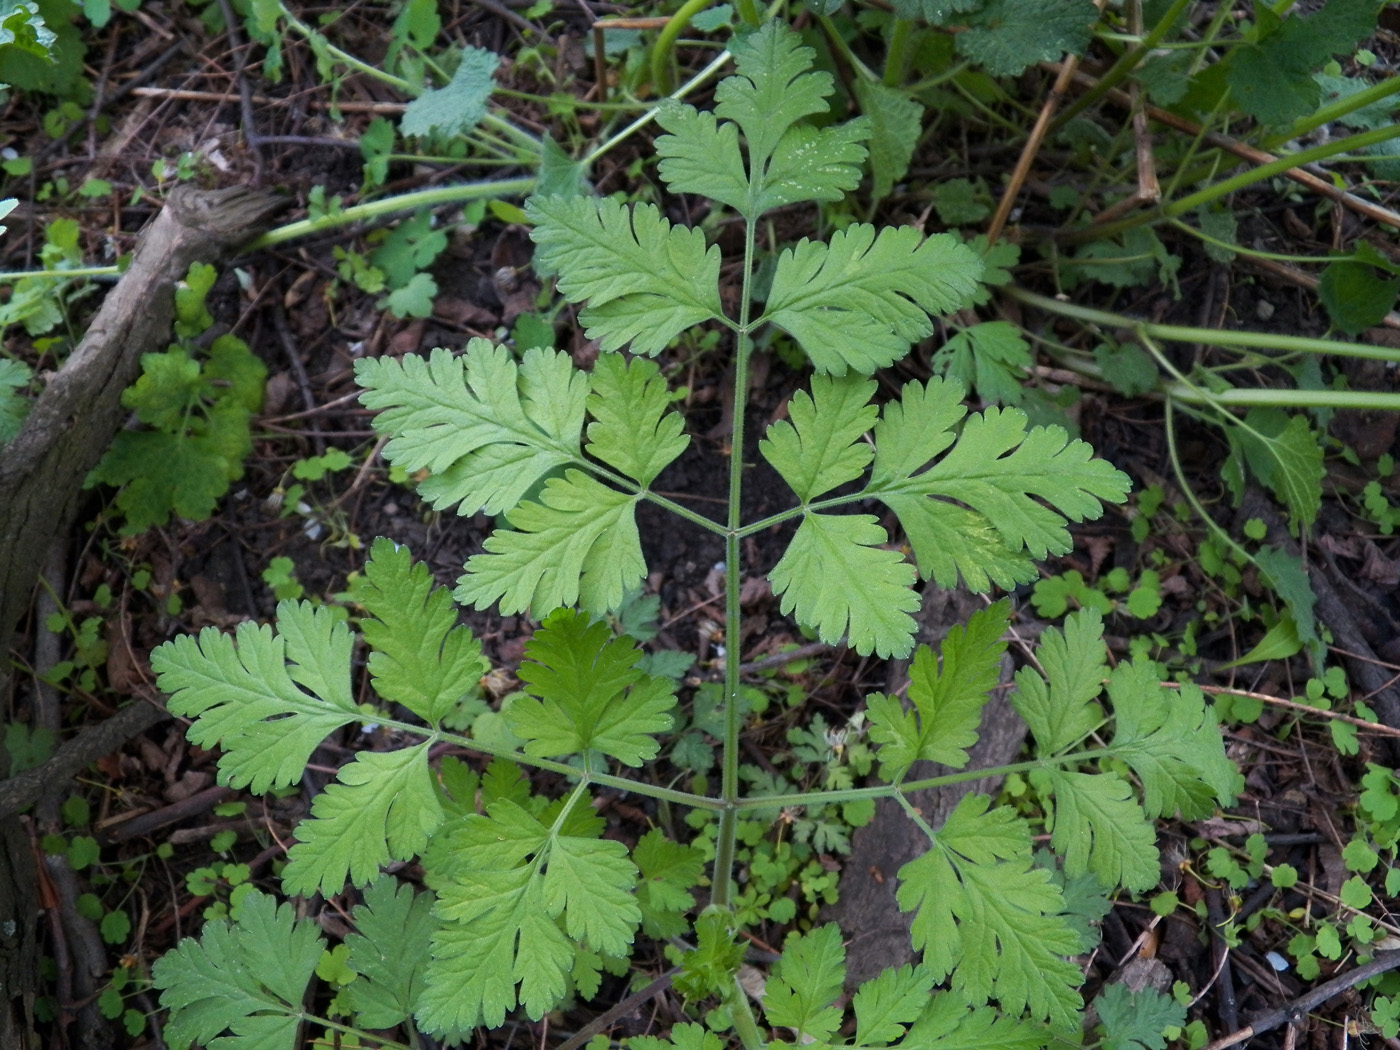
[148,21,1238,1050]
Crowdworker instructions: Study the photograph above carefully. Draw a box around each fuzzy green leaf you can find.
[586,354,689,485]
[356,341,586,517]
[343,878,437,1030]
[958,0,1097,77]
[1318,252,1400,336]
[764,924,846,1042]
[763,225,983,375]
[1010,609,1107,756]
[401,45,497,137]
[418,797,639,1032]
[510,608,676,766]
[0,356,30,444]
[1038,769,1159,892]
[1095,982,1186,1050]
[358,537,488,727]
[769,512,919,659]
[759,374,878,502]
[897,794,1083,1030]
[153,890,324,1050]
[151,603,356,794]
[854,79,923,201]
[868,602,1009,780]
[1107,660,1237,819]
[852,963,936,1046]
[526,196,723,356]
[457,470,644,616]
[282,743,443,897]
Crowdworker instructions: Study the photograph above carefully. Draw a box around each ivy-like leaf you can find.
[868,601,1009,780]
[510,609,677,767]
[282,743,443,897]
[342,878,437,1030]
[763,225,983,375]
[456,470,644,616]
[358,537,488,727]
[1010,608,1107,756]
[1037,768,1159,892]
[526,196,724,356]
[151,602,357,794]
[585,354,689,486]
[401,45,498,137]
[768,512,919,659]
[153,890,324,1050]
[759,374,877,502]
[356,341,587,516]
[763,924,846,1042]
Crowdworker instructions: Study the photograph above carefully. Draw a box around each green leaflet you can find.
[400,44,497,137]
[764,924,846,1042]
[340,878,437,1029]
[586,354,690,486]
[759,373,877,502]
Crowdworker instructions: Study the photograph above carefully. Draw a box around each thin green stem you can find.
[882,18,915,87]
[651,0,714,96]
[734,0,761,27]
[0,265,117,282]
[817,14,878,82]
[1266,72,1400,148]
[1163,396,1253,566]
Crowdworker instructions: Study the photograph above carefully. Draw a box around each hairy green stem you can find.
[729,978,767,1050]
[651,0,715,96]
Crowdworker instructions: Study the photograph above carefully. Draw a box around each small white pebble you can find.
[1266,951,1289,972]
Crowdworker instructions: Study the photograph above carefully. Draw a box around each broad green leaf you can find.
[586,354,689,485]
[510,609,677,767]
[763,225,983,375]
[957,0,1097,77]
[854,78,923,201]
[1318,251,1400,336]
[759,374,878,501]
[1107,660,1237,819]
[401,45,497,137]
[1223,408,1323,532]
[769,512,919,659]
[633,829,703,938]
[763,924,846,1042]
[356,341,586,517]
[869,377,1128,582]
[151,603,357,794]
[343,878,437,1030]
[418,797,639,1032]
[1010,609,1107,756]
[896,794,1083,1030]
[868,602,1009,780]
[852,963,936,1045]
[904,991,1053,1049]
[1217,617,1301,669]
[283,743,442,897]
[153,890,324,1050]
[1094,982,1186,1050]
[1038,769,1159,892]
[526,196,723,356]
[0,356,30,444]
[358,538,489,726]
[456,470,644,616]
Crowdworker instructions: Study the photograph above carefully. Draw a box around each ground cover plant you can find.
[4,1,1400,1048]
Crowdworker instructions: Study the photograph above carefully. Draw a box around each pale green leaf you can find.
[881,495,1036,592]
[716,20,839,166]
[1107,660,1237,819]
[356,341,586,516]
[763,924,846,1042]
[510,608,676,766]
[526,196,723,355]
[343,878,437,1030]
[1010,609,1107,756]
[769,512,919,659]
[358,537,488,726]
[283,743,443,897]
[1040,769,1159,892]
[852,963,936,1046]
[630,1023,725,1050]
[151,603,357,794]
[854,79,923,201]
[456,470,644,616]
[759,374,877,502]
[544,834,642,956]
[585,354,689,486]
[401,45,497,137]
[153,891,324,1050]
[763,225,983,375]
[868,602,1009,780]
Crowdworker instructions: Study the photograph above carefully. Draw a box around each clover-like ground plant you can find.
[148,21,1237,1050]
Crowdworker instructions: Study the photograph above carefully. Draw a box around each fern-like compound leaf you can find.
[1010,608,1108,756]
[867,602,1010,780]
[151,603,357,794]
[897,794,1084,1031]
[358,537,489,727]
[759,374,877,502]
[585,354,689,486]
[762,226,983,374]
[341,878,437,1030]
[1037,768,1159,893]
[527,196,724,356]
[356,341,586,516]
[868,376,1131,580]
[282,743,443,897]
[768,512,919,659]
[457,469,644,616]
[763,924,847,1042]
[509,609,677,767]
[417,796,640,1033]
[153,890,324,1050]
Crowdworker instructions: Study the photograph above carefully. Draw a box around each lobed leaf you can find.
[526,196,723,356]
[401,45,497,137]
[342,878,437,1030]
[633,829,704,938]
[586,354,689,486]
[763,924,846,1042]
[759,374,877,502]
[151,603,356,794]
[1038,769,1159,893]
[851,963,936,1046]
[763,225,983,374]
[355,341,586,517]
[904,991,1055,1049]
[1010,608,1107,756]
[956,0,1097,77]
